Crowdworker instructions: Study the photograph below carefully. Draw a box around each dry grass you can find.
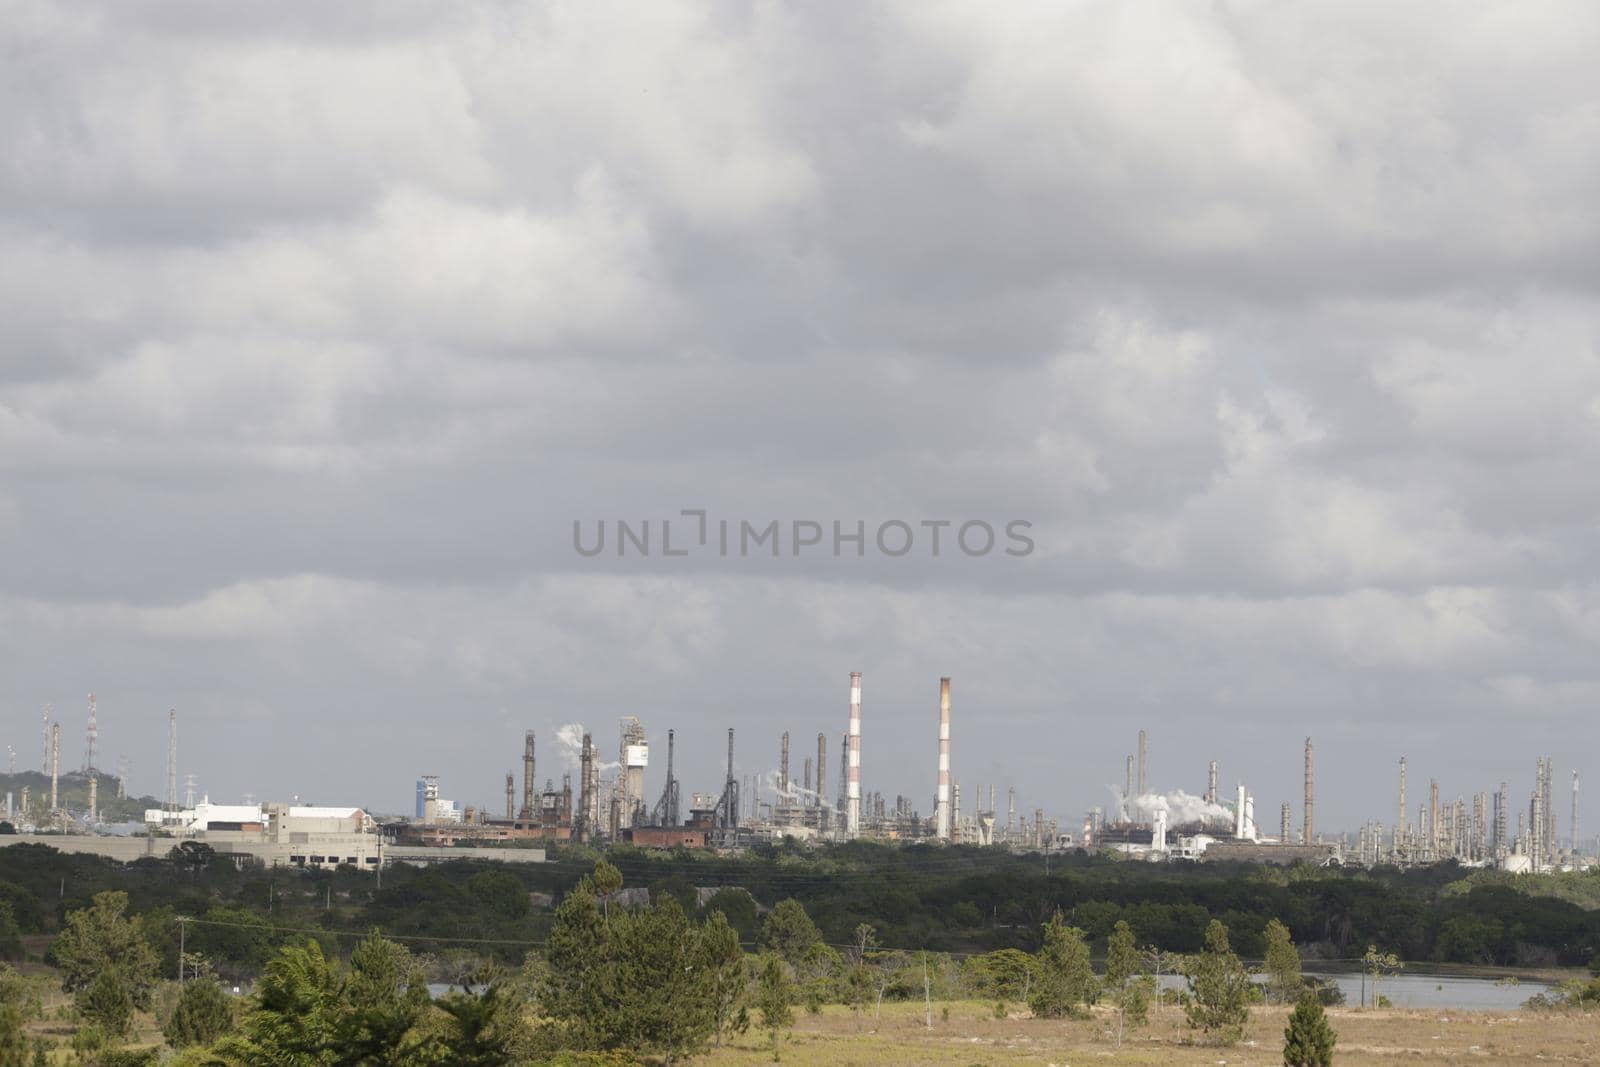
[698,1000,1600,1066]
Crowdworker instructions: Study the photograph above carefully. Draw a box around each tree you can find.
[753,953,794,1062]
[1283,993,1337,1066]
[1359,945,1401,1009]
[761,899,822,968]
[1029,912,1096,1019]
[78,969,135,1038]
[1184,919,1251,1044]
[225,939,345,1062]
[702,911,749,1047]
[0,1002,27,1067]
[1103,920,1153,1046]
[428,985,521,1067]
[338,933,431,1062]
[50,892,160,1009]
[0,902,22,962]
[164,979,233,1048]
[540,864,720,1062]
[1264,919,1304,1005]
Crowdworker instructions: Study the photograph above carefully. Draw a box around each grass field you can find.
[698,1000,1600,1066]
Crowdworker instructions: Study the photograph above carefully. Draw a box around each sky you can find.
[2,2,1597,834]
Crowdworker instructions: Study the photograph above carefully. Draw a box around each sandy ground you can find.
[698,1000,1600,1066]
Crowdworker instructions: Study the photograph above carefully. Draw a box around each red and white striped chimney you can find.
[935,677,952,839]
[846,671,862,837]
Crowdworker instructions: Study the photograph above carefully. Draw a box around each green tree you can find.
[702,911,749,1048]
[1103,920,1152,1045]
[1359,945,1401,1009]
[0,902,22,962]
[1282,992,1337,1066]
[163,980,233,1048]
[78,969,135,1038]
[1184,919,1251,1044]
[1264,919,1303,1005]
[540,864,720,1062]
[50,891,160,1009]
[427,985,520,1067]
[753,953,794,1062]
[541,867,613,1049]
[226,939,345,1062]
[1029,912,1096,1019]
[760,900,822,968]
[0,1002,27,1067]
[339,933,431,1062]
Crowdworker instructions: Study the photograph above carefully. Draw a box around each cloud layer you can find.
[2,2,1597,831]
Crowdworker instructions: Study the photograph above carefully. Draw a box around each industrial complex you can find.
[1,677,1590,874]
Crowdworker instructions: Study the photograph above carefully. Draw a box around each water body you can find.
[1154,971,1551,1011]
[1304,971,1551,1011]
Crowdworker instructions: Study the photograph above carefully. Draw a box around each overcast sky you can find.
[2,2,1597,834]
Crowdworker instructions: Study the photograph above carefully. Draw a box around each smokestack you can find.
[846,671,862,837]
[780,731,790,800]
[816,733,826,810]
[1494,780,1508,858]
[935,677,952,840]
[505,773,515,820]
[1573,771,1581,855]
[1125,756,1133,803]
[1280,801,1292,843]
[1303,737,1314,844]
[1207,760,1218,805]
[1430,778,1440,859]
[49,723,59,812]
[1137,728,1147,796]
[522,731,536,820]
[1235,782,1246,839]
[1397,757,1408,859]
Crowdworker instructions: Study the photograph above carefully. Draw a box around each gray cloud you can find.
[1,2,1597,831]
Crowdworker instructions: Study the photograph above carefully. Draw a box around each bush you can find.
[1283,994,1337,1067]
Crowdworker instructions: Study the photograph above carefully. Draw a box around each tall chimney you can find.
[846,671,862,837]
[1207,760,1218,805]
[1397,756,1408,859]
[1280,801,1292,843]
[505,773,515,820]
[522,731,536,820]
[1430,778,1440,858]
[935,677,952,840]
[780,731,790,800]
[1235,782,1246,839]
[1137,729,1147,796]
[1573,771,1581,856]
[1303,737,1314,844]
[1124,756,1133,805]
[816,733,826,810]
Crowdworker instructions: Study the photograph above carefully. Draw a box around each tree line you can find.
[1,862,1354,1065]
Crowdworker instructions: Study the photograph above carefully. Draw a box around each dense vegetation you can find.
[4,840,1600,1061]
[3,839,1599,972]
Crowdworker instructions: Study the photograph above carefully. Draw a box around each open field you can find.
[699,1001,1600,1066]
